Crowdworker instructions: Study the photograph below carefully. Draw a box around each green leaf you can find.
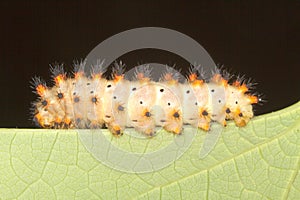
[0,101,299,199]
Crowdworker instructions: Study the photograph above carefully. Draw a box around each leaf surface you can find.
[0,101,299,199]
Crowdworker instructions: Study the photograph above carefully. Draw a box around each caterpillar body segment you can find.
[32,61,260,136]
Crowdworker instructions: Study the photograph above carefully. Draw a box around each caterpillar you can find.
[31,60,261,136]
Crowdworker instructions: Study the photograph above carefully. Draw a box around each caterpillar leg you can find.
[233,117,248,127]
[107,124,123,136]
[128,105,156,136]
[88,120,103,129]
[163,110,183,134]
[164,124,183,135]
[74,116,89,128]
[233,108,252,127]
[197,107,212,131]
[198,121,211,131]
[144,128,156,137]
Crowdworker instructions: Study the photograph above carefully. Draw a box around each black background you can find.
[0,0,299,128]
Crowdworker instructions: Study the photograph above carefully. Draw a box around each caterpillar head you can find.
[31,79,54,128]
[226,84,258,127]
[33,100,56,128]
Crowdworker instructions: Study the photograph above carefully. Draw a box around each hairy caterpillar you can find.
[31,60,261,136]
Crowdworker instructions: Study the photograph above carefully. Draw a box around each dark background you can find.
[0,0,299,128]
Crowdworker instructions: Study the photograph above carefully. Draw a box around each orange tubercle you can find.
[165,74,178,85]
[137,72,144,80]
[248,95,258,104]
[199,108,209,118]
[36,84,46,96]
[164,73,173,81]
[144,128,155,136]
[189,73,204,86]
[112,125,122,136]
[238,84,248,93]
[137,73,150,82]
[35,113,42,122]
[54,74,65,85]
[200,123,210,131]
[170,109,181,120]
[168,79,177,85]
[114,74,124,82]
[212,74,228,86]
[143,108,151,118]
[189,73,197,82]
[164,74,178,85]
[211,74,221,83]
[221,79,228,86]
[221,120,227,127]
[64,118,71,125]
[193,79,204,86]
[234,108,241,116]
[74,72,84,79]
[235,119,246,127]
[173,127,181,135]
[92,74,102,79]
[55,117,62,123]
[34,113,47,127]
[233,81,241,87]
